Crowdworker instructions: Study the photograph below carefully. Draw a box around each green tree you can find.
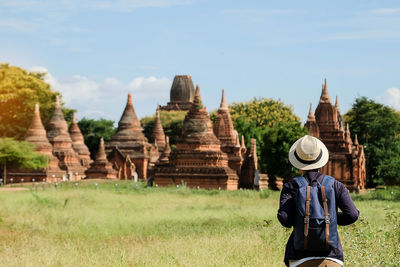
[77,118,117,159]
[0,64,74,139]
[344,97,400,185]
[229,98,308,180]
[141,110,187,148]
[0,138,49,184]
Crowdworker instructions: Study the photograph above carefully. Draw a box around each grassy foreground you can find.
[0,181,399,267]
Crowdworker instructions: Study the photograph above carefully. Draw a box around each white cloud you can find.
[29,66,172,121]
[371,8,400,15]
[378,88,400,110]
[0,18,37,31]
[0,0,194,12]
[129,76,171,99]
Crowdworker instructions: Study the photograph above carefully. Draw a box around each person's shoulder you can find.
[322,174,347,193]
[283,177,302,190]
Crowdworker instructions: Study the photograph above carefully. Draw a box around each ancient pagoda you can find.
[160,75,195,111]
[213,89,243,175]
[86,138,117,179]
[6,104,66,183]
[305,79,366,191]
[154,85,239,190]
[106,93,158,179]
[151,109,166,152]
[46,96,86,180]
[69,113,91,168]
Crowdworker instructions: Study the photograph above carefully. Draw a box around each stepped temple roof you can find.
[23,103,65,179]
[107,93,147,149]
[25,104,53,156]
[213,89,236,147]
[69,113,91,167]
[305,79,366,192]
[46,96,86,179]
[106,93,158,179]
[86,138,117,179]
[151,110,166,152]
[46,96,72,145]
[154,85,239,190]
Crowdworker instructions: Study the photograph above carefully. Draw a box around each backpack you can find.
[293,175,338,251]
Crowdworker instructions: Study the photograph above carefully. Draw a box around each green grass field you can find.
[0,181,399,266]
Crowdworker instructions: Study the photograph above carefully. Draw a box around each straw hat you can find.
[288,135,329,170]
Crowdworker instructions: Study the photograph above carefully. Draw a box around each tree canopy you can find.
[0,138,49,182]
[140,110,187,148]
[77,118,117,159]
[228,98,308,180]
[0,64,74,139]
[344,97,400,185]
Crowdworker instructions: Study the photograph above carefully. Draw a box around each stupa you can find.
[213,89,243,174]
[46,96,86,180]
[160,75,195,111]
[85,138,117,179]
[106,93,158,179]
[151,109,166,152]
[6,104,66,183]
[69,112,91,168]
[154,85,239,190]
[305,79,366,191]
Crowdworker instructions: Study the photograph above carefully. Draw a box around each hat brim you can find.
[288,137,329,170]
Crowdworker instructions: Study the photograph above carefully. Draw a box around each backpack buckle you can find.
[304,217,309,224]
[325,217,330,224]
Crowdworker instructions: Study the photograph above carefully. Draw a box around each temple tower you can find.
[305,103,320,137]
[6,104,66,183]
[151,109,166,152]
[213,89,243,175]
[306,79,366,191]
[160,75,195,111]
[86,138,117,179]
[46,96,86,180]
[106,93,158,179]
[69,113,91,168]
[154,85,239,190]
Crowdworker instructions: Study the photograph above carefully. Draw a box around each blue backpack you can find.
[293,175,338,251]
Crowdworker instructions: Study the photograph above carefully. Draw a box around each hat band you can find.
[294,149,323,165]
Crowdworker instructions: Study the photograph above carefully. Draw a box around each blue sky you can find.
[1,0,400,123]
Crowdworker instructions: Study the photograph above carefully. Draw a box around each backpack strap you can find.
[321,175,332,249]
[304,185,311,250]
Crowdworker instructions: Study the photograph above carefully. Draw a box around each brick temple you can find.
[151,109,166,153]
[154,86,240,190]
[5,98,92,183]
[106,93,159,179]
[213,89,268,189]
[86,138,117,179]
[69,112,92,168]
[160,75,195,111]
[5,104,66,183]
[46,96,87,180]
[305,80,366,191]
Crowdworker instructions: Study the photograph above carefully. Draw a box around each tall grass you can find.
[0,181,399,266]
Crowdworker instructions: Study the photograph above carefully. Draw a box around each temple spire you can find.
[193,84,203,110]
[128,92,133,105]
[354,134,359,146]
[220,89,228,110]
[26,103,50,152]
[241,135,245,149]
[151,108,166,151]
[307,103,315,121]
[95,138,107,162]
[319,78,332,103]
